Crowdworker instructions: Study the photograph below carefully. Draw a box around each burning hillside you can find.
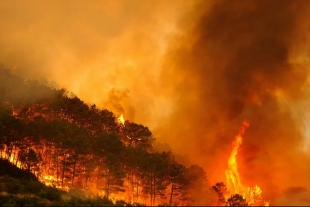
[1,66,308,205]
[0,67,210,206]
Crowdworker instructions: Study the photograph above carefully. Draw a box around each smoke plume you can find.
[157,0,310,202]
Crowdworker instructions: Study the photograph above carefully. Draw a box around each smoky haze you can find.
[0,0,196,128]
[157,0,310,203]
[1,0,310,204]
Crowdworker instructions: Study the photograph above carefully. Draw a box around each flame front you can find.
[225,121,268,206]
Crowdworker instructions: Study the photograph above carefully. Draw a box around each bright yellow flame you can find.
[225,121,269,206]
[225,121,249,195]
[1,145,22,169]
[118,114,125,125]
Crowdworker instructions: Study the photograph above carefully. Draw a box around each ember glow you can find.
[225,121,268,206]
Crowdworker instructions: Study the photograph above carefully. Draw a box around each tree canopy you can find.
[0,67,209,206]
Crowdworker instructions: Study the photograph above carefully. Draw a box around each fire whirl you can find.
[225,121,269,206]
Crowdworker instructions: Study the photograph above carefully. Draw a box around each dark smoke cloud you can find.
[157,0,310,201]
[104,88,136,119]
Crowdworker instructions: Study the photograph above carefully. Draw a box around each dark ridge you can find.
[0,159,38,181]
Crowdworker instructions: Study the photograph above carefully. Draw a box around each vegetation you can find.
[211,182,250,206]
[0,67,251,206]
[0,67,209,206]
[0,159,140,206]
[226,194,248,206]
[212,182,229,206]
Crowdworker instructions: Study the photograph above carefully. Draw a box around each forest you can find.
[0,66,252,206]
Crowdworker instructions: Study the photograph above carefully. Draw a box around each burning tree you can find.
[212,182,229,206]
[226,194,248,206]
[167,163,189,206]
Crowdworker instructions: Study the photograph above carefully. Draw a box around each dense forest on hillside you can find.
[0,67,214,206]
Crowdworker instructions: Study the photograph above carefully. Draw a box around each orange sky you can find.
[0,0,197,129]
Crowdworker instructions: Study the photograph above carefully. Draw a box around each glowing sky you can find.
[0,0,197,129]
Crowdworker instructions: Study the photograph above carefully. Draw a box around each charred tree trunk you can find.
[71,159,77,187]
[45,145,48,173]
[56,154,59,181]
[131,171,134,203]
[14,145,19,165]
[61,156,66,188]
[27,147,31,173]
[136,176,140,203]
[85,171,90,188]
[106,170,110,199]
[169,183,175,206]
[47,149,52,175]
[150,174,153,206]
[153,178,156,206]
[96,167,101,191]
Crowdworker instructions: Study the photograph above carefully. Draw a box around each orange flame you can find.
[225,121,269,206]
[1,145,22,169]
[118,114,125,125]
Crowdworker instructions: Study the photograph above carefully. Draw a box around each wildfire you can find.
[1,146,22,169]
[118,114,125,125]
[225,121,269,206]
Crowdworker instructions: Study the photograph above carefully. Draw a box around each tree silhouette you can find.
[226,194,248,206]
[212,182,228,206]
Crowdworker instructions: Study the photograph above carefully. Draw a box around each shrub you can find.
[39,186,61,201]
[67,196,83,206]
[15,196,39,206]
[6,179,24,194]
[0,195,10,206]
[24,179,44,193]
[115,199,127,206]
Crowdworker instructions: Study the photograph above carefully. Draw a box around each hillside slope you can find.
[0,67,209,206]
[0,159,142,206]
